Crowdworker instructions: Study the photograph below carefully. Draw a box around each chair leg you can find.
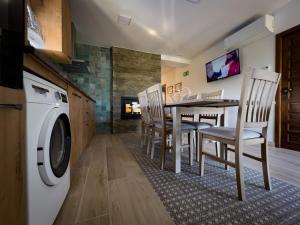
[160,131,167,170]
[198,133,205,176]
[261,140,272,190]
[196,132,200,163]
[147,127,152,155]
[220,143,227,170]
[143,126,148,146]
[189,131,194,166]
[140,123,145,148]
[224,144,228,170]
[235,144,246,201]
[215,142,219,157]
[195,130,198,160]
[150,130,155,159]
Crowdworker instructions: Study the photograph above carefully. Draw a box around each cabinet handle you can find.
[0,104,23,110]
[32,85,49,94]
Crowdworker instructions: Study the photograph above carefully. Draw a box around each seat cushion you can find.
[154,121,196,130]
[199,127,262,140]
[182,121,213,130]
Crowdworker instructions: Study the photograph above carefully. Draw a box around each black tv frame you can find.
[205,49,240,83]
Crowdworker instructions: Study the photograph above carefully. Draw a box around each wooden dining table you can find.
[165,99,240,173]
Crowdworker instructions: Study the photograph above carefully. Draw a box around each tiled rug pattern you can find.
[120,135,300,225]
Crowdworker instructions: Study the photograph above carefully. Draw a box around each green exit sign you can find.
[183,71,190,77]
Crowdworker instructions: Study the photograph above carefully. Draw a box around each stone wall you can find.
[112,47,161,133]
[63,44,112,133]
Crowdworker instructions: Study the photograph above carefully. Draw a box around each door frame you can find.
[275,24,300,147]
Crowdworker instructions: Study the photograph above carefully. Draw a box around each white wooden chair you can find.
[198,90,224,157]
[183,90,224,163]
[198,68,281,201]
[137,90,152,153]
[146,83,196,170]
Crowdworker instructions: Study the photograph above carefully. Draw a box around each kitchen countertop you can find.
[24,46,96,102]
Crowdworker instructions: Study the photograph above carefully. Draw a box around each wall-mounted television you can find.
[205,49,240,82]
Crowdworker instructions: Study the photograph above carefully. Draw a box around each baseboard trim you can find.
[268,142,275,147]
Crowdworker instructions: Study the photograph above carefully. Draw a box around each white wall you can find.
[162,0,300,143]
[161,65,178,103]
[274,0,300,34]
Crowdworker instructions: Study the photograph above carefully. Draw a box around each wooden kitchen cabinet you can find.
[0,87,26,225]
[88,99,96,142]
[27,0,72,64]
[68,86,83,167]
[82,97,96,150]
[68,86,96,167]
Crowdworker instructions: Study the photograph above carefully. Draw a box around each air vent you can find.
[185,0,201,3]
[118,15,132,26]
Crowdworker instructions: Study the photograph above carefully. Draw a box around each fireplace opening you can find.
[121,96,141,120]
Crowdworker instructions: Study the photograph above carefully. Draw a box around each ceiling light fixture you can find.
[117,15,132,26]
[148,28,158,36]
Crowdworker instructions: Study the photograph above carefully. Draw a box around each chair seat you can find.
[181,121,213,130]
[154,121,196,131]
[199,127,262,140]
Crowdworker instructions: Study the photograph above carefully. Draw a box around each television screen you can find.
[205,49,240,82]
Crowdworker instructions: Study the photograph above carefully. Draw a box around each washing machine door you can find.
[38,107,71,186]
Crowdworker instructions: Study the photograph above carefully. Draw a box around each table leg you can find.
[220,108,229,166]
[172,107,181,173]
[221,107,229,126]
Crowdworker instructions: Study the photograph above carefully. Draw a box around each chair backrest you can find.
[199,89,224,125]
[137,90,151,125]
[146,83,165,125]
[236,68,281,138]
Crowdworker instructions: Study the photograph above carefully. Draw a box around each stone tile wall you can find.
[112,47,161,133]
[64,44,112,133]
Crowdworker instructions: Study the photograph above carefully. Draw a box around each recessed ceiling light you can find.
[148,28,158,36]
[117,15,132,26]
[185,0,201,3]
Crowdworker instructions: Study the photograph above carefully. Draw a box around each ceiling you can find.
[71,0,290,59]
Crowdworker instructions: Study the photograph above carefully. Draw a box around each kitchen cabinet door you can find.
[0,87,26,225]
[68,86,83,167]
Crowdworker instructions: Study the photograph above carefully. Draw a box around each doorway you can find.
[276,24,300,151]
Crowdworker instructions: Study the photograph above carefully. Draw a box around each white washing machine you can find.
[23,71,71,225]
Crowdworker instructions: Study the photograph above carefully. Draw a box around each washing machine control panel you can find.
[24,72,69,105]
[55,91,61,100]
[54,91,68,103]
[60,93,68,103]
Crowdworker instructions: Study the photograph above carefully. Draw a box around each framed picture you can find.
[167,85,173,94]
[175,82,182,92]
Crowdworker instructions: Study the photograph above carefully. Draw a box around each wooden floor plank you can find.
[54,166,88,225]
[76,214,110,225]
[107,136,143,181]
[78,137,109,222]
[109,176,174,225]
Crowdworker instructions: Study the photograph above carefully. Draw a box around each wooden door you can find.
[280,27,300,150]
